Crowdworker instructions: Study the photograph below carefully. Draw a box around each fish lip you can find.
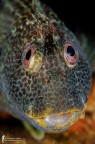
[33,110,82,133]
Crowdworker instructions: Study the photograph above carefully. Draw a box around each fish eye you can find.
[25,49,31,60]
[21,45,43,74]
[67,46,75,56]
[64,43,79,68]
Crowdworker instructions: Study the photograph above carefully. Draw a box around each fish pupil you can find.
[26,49,31,60]
[67,46,75,56]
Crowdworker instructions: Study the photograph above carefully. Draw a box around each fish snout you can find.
[32,111,82,132]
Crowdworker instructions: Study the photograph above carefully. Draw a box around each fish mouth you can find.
[33,110,82,132]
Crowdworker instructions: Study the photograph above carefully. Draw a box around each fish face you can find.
[23,42,91,132]
[2,19,92,132]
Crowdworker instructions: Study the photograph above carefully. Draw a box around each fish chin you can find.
[33,111,82,132]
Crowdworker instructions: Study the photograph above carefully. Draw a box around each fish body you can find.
[0,0,93,132]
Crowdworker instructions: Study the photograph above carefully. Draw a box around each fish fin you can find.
[79,34,95,73]
[23,121,45,140]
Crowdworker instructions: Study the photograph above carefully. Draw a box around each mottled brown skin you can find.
[0,0,92,132]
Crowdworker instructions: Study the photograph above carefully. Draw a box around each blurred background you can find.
[42,0,95,37]
[0,1,95,144]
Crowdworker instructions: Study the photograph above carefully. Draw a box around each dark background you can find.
[41,0,95,38]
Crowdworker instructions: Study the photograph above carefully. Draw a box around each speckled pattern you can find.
[0,0,92,132]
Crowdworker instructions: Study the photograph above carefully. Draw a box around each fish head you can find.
[5,16,92,132]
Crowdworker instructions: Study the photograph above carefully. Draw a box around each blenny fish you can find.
[0,0,94,133]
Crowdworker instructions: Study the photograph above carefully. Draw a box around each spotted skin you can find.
[0,0,92,132]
